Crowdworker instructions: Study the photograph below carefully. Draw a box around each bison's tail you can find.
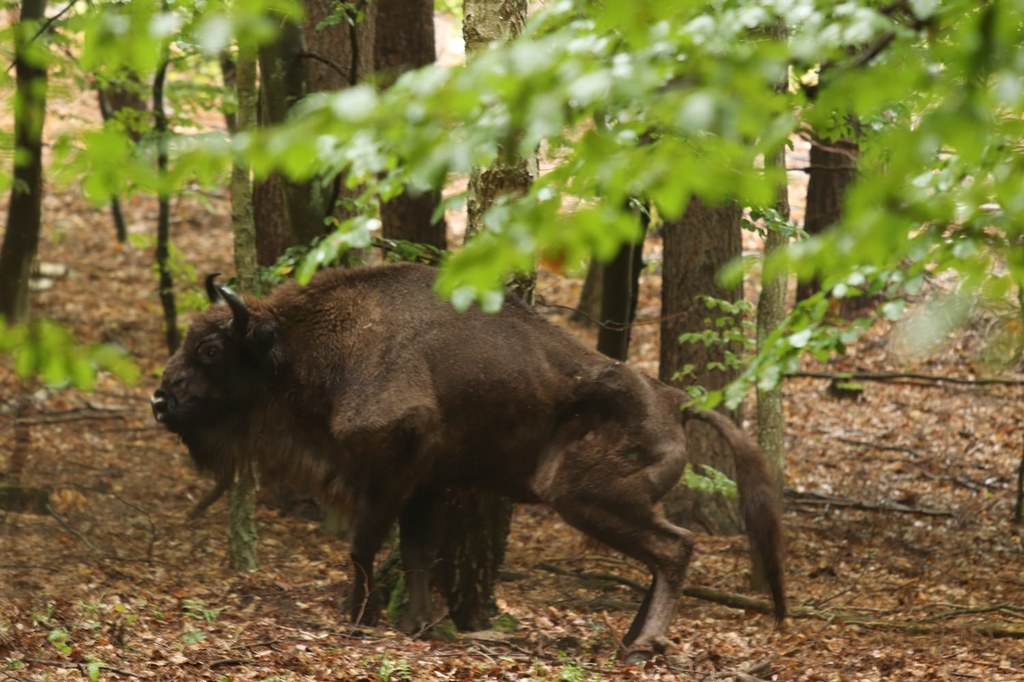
[681,408,787,625]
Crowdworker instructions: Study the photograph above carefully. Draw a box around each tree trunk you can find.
[596,203,647,361]
[0,0,49,324]
[153,55,179,353]
[795,134,859,303]
[659,197,744,534]
[226,45,261,572]
[96,73,145,243]
[431,0,531,632]
[374,0,446,249]
[571,259,603,327]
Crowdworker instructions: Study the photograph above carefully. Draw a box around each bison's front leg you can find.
[347,491,406,626]
[396,490,441,633]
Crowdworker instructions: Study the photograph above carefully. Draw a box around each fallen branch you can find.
[919,603,1024,623]
[787,370,1024,387]
[834,618,1024,638]
[539,561,1024,638]
[834,437,923,459]
[784,489,955,517]
[15,412,126,426]
[20,658,144,678]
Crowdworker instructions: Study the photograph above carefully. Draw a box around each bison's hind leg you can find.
[551,490,695,658]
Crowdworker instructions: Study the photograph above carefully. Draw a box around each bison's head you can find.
[151,275,277,474]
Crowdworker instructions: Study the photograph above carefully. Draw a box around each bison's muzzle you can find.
[150,388,175,423]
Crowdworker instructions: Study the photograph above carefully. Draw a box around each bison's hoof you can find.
[624,649,653,665]
[623,636,672,664]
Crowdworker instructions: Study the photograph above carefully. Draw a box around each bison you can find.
[151,262,784,658]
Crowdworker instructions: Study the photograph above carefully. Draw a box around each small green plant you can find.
[180,597,221,644]
[555,656,606,682]
[377,653,413,682]
[31,602,55,626]
[680,463,738,499]
[84,658,104,682]
[491,612,519,633]
[181,628,207,645]
[181,598,222,623]
[47,627,72,655]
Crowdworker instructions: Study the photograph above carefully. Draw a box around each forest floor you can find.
[3,78,1024,682]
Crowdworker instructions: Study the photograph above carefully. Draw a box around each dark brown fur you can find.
[152,262,785,657]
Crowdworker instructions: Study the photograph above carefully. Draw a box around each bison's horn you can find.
[205,273,223,303]
[216,284,251,336]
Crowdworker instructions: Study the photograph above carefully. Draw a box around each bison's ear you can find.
[251,320,278,357]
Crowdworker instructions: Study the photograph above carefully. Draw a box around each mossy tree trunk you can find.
[227,44,261,572]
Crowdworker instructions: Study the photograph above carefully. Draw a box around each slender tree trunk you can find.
[0,0,49,324]
[152,54,179,353]
[796,134,859,303]
[226,45,261,572]
[232,50,259,296]
[432,0,531,632]
[659,198,744,534]
[571,259,603,327]
[596,202,647,361]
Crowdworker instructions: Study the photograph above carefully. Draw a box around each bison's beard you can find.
[160,413,247,485]
[165,407,355,515]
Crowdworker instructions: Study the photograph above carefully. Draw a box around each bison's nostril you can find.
[151,388,174,421]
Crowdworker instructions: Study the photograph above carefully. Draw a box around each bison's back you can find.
[271,264,636,496]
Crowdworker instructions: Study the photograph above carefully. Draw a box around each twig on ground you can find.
[784,489,955,517]
[74,484,157,561]
[45,503,105,554]
[538,562,647,593]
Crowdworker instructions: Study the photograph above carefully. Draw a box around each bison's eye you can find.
[197,340,224,365]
